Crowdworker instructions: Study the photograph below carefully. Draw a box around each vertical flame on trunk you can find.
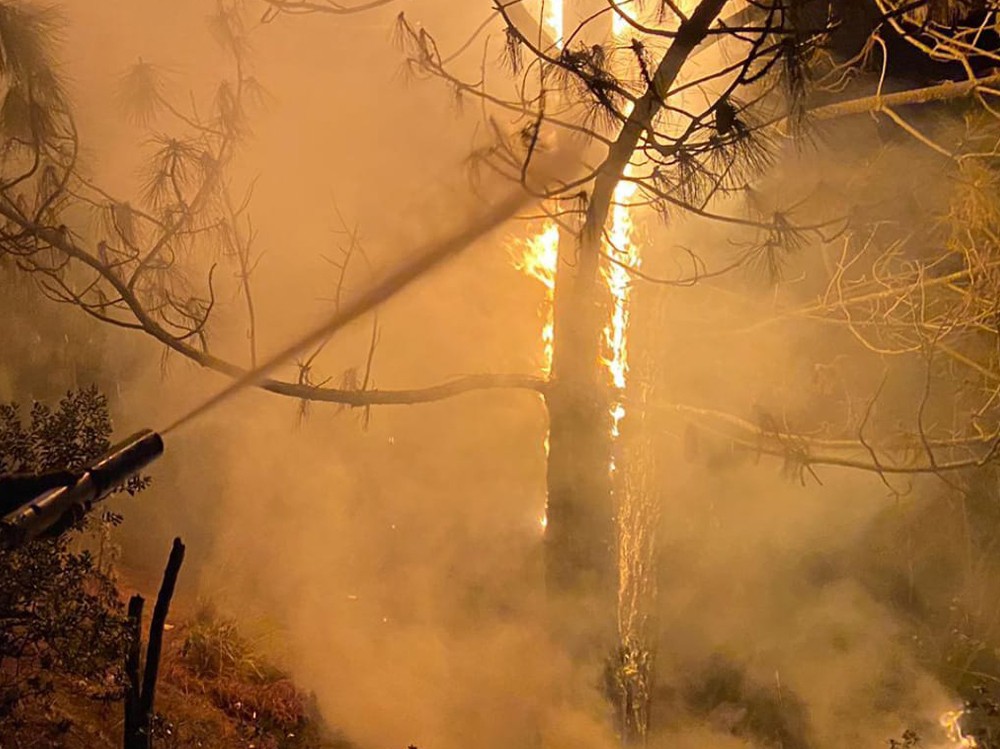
[603,171,639,440]
[543,0,564,49]
[603,0,691,443]
[602,3,645,446]
[512,220,559,377]
[521,0,564,533]
[511,217,558,533]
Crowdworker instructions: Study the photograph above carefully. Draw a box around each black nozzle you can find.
[90,429,164,496]
[1,429,164,549]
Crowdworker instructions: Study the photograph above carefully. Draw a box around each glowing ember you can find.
[941,709,977,748]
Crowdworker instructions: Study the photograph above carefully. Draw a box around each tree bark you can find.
[122,538,186,749]
[123,595,144,749]
[543,0,730,658]
[809,71,1000,121]
[140,538,186,722]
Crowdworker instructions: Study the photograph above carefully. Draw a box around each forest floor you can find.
[2,571,348,749]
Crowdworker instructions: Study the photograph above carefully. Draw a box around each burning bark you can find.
[542,0,729,664]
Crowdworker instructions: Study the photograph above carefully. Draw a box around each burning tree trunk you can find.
[541,0,618,655]
[544,319,617,650]
[543,199,619,654]
[542,0,729,661]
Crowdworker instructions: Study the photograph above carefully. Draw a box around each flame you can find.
[518,0,561,535]
[543,0,564,49]
[603,172,639,438]
[511,220,560,533]
[611,0,636,37]
[603,1,692,440]
[941,709,977,748]
[602,7,646,441]
[512,221,559,376]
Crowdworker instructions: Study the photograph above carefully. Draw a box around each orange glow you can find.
[511,220,559,533]
[941,709,977,748]
[603,172,639,438]
[543,0,564,49]
[511,221,559,377]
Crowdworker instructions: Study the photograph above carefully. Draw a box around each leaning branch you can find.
[781,72,1000,128]
[0,199,547,410]
[658,401,1000,477]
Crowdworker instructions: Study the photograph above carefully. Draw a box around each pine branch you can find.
[804,72,1000,123]
[0,183,549,409]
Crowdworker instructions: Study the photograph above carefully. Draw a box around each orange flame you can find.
[603,174,640,438]
[511,220,560,533]
[543,0,564,49]
[603,0,693,442]
[520,0,561,535]
[602,9,647,442]
[511,221,559,377]
[941,709,977,748]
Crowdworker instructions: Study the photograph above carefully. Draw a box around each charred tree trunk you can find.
[140,538,185,722]
[544,282,617,651]
[123,595,144,748]
[542,0,619,659]
[123,537,186,749]
[541,0,731,721]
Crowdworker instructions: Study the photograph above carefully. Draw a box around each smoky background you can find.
[0,2,988,748]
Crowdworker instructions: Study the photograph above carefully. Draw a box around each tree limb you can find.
[0,199,548,409]
[801,72,1000,125]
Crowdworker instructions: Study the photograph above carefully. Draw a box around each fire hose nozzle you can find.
[0,429,164,550]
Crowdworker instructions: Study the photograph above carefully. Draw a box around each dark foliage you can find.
[0,387,139,731]
[682,654,812,749]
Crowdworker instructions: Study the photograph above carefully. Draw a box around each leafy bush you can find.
[0,387,139,727]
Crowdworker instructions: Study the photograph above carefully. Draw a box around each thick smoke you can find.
[5,2,988,749]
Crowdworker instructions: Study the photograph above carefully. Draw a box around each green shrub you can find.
[0,387,141,725]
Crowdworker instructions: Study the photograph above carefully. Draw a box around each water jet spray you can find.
[0,158,572,549]
[162,184,548,435]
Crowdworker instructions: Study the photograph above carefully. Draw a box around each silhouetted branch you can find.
[803,71,1000,124]
[0,197,548,406]
[139,538,185,723]
[123,538,186,749]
